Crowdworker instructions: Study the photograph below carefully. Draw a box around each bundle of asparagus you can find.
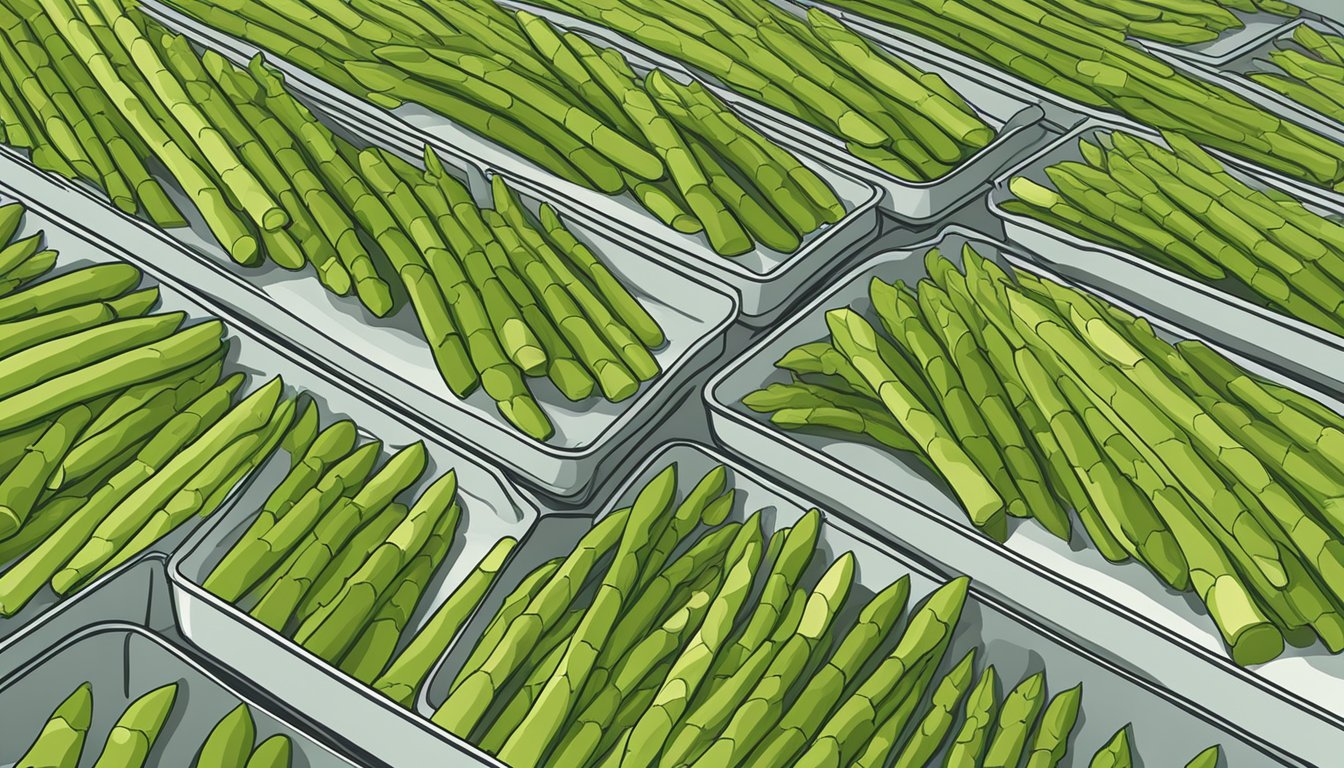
[423,462,1219,767]
[1247,25,1344,121]
[1038,0,1297,46]
[11,1,668,439]
[473,0,999,183]
[161,0,848,257]
[747,243,1344,666]
[822,0,1344,192]
[11,683,294,767]
[1004,129,1344,338]
[0,205,298,616]
[199,428,514,686]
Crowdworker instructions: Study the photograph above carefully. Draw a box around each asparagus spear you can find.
[295,502,409,624]
[203,420,361,601]
[779,577,968,767]
[0,320,226,434]
[95,394,296,582]
[37,0,257,261]
[13,682,92,768]
[0,263,139,323]
[0,398,102,538]
[982,672,1048,768]
[339,491,464,683]
[444,557,565,696]
[496,466,683,766]
[1089,725,1133,768]
[1023,684,1084,768]
[0,201,24,245]
[1186,745,1222,768]
[0,312,184,399]
[433,508,631,735]
[372,536,516,707]
[826,308,1005,538]
[49,359,223,489]
[943,665,999,767]
[244,736,291,768]
[195,704,255,768]
[887,650,978,768]
[553,527,742,765]
[90,683,178,768]
[667,546,848,766]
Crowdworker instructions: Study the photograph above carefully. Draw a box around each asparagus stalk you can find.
[1089,725,1134,768]
[249,442,428,633]
[89,683,178,768]
[13,682,92,768]
[942,665,999,767]
[887,650,978,768]
[244,736,291,768]
[195,704,255,768]
[1023,684,1084,768]
[372,536,516,707]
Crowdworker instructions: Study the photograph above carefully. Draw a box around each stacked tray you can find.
[988,120,1344,395]
[705,227,1344,764]
[0,98,738,503]
[418,441,1301,766]
[139,0,884,326]
[0,558,373,767]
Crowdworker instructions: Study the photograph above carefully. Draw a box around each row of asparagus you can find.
[1040,0,1298,46]
[488,0,999,183]
[0,204,303,616]
[1246,24,1344,122]
[821,0,1344,192]
[13,683,293,767]
[5,0,671,440]
[747,243,1344,666]
[159,0,848,256]
[425,462,1225,768]
[1004,129,1344,337]
[199,421,516,688]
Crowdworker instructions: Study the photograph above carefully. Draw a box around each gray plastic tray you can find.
[705,227,1344,764]
[417,440,1300,766]
[988,119,1344,396]
[508,0,1052,225]
[0,558,371,767]
[139,1,882,325]
[165,324,539,766]
[0,95,738,504]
